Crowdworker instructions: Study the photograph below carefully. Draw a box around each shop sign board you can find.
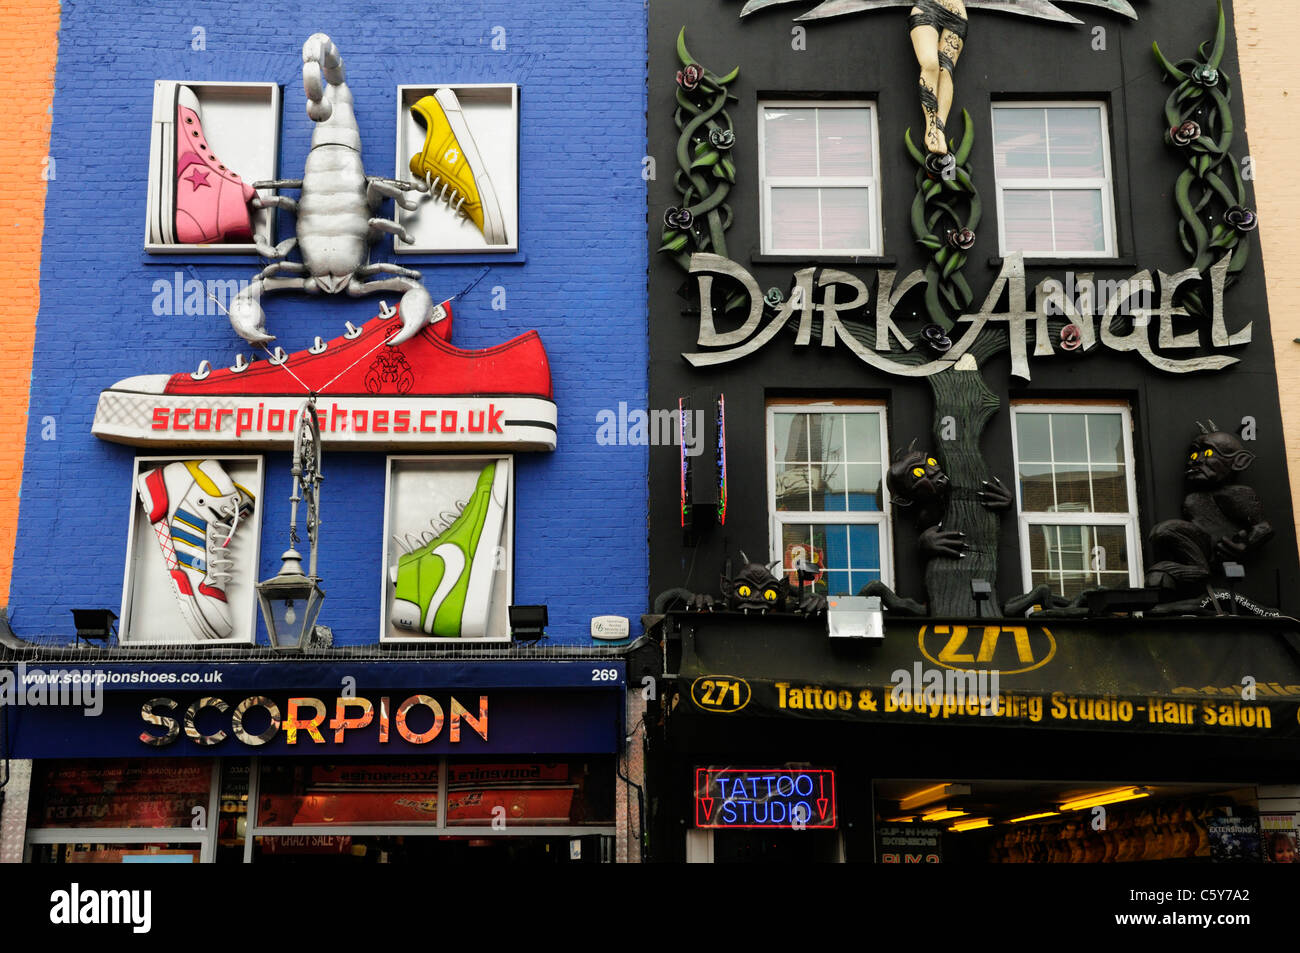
[2,660,624,758]
[675,613,1300,738]
[694,767,836,829]
[877,824,943,864]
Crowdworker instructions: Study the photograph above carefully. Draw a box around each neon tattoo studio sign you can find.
[684,252,1250,381]
[695,767,837,829]
[139,694,489,748]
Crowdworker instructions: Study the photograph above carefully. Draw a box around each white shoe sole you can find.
[148,81,180,244]
[458,462,509,637]
[433,87,508,246]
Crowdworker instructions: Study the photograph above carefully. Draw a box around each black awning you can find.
[674,612,1300,738]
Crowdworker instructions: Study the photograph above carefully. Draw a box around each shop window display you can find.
[766,403,891,596]
[380,456,513,642]
[1010,404,1141,599]
[394,84,520,253]
[120,456,264,645]
[144,81,281,253]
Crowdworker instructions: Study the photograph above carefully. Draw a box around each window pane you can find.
[1094,525,1130,575]
[1090,464,1129,514]
[763,107,818,176]
[1087,413,1123,466]
[1050,190,1106,253]
[843,413,882,463]
[821,463,848,511]
[1015,413,1052,463]
[1054,466,1093,510]
[781,524,817,581]
[819,107,872,177]
[819,188,872,249]
[845,463,882,511]
[1002,190,1054,252]
[775,463,814,511]
[813,413,844,462]
[993,108,1049,178]
[773,413,805,464]
[1019,463,1055,512]
[29,760,213,830]
[770,188,821,250]
[1046,107,1104,178]
[1051,413,1089,462]
[849,524,881,570]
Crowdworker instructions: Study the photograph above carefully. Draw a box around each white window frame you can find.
[991,101,1118,259]
[757,100,883,256]
[1010,402,1143,596]
[765,401,893,592]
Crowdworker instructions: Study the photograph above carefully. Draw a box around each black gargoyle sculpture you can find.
[653,555,828,616]
[1147,421,1272,594]
[858,442,1013,615]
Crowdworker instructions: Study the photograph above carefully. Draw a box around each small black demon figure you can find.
[887,444,1012,558]
[653,558,827,616]
[1147,423,1272,592]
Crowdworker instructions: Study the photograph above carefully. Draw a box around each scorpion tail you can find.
[387,285,434,347]
[303,33,345,123]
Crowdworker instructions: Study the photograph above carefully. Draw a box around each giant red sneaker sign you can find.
[92,304,556,451]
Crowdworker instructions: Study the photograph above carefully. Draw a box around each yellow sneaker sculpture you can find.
[409,88,507,245]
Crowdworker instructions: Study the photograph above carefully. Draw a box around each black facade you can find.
[645,0,1300,864]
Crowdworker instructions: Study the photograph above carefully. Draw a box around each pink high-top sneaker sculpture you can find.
[173,86,257,244]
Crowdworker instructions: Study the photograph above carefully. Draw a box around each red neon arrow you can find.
[817,798,828,819]
[701,797,714,819]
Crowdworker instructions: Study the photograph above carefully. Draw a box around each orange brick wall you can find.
[1237,0,1300,561]
[0,2,60,604]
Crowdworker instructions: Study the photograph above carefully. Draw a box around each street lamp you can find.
[257,395,326,650]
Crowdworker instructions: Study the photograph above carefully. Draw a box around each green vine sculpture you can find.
[904,110,981,332]
[1153,0,1255,318]
[661,28,739,280]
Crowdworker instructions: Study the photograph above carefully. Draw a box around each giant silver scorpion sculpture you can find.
[228,33,438,348]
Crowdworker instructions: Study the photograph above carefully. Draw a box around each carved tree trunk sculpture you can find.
[925,341,1001,616]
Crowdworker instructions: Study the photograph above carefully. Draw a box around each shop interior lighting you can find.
[949,817,992,832]
[899,782,970,811]
[883,815,917,823]
[1058,787,1151,813]
[1006,811,1061,824]
[920,808,967,822]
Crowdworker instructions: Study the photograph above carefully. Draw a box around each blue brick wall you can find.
[11,0,648,645]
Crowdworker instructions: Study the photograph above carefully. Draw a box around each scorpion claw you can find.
[387,285,434,347]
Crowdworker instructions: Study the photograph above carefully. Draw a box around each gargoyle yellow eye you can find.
[1204,448,1214,457]
[913,467,926,477]
[1190,452,1199,461]
[738,585,752,597]
[927,458,938,467]
[764,589,777,602]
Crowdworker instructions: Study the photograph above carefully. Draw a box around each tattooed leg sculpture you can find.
[909,0,967,155]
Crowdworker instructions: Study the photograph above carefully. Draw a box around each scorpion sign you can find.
[227,33,438,348]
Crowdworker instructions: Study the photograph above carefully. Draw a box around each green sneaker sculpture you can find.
[390,462,507,637]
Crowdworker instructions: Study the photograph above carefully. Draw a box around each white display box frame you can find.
[380,455,515,643]
[120,455,265,645]
[394,84,519,254]
[145,81,282,254]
